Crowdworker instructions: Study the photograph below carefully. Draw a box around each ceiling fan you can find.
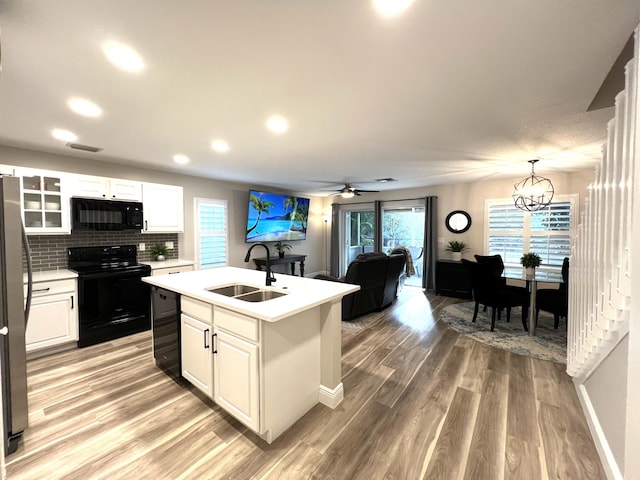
[325,182,380,198]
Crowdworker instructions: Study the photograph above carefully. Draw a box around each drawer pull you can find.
[33,287,51,293]
[203,328,210,349]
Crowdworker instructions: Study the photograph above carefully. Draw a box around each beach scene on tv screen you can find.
[246,190,309,242]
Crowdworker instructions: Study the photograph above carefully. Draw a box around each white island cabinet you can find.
[180,297,213,397]
[143,267,359,443]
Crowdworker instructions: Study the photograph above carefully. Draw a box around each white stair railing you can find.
[567,28,637,379]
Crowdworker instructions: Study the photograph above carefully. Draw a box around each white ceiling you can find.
[0,1,637,196]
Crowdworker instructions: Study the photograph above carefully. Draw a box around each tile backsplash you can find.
[25,231,180,272]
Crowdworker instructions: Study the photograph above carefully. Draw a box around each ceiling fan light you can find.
[341,191,355,199]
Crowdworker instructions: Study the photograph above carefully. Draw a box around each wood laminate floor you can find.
[7,288,604,480]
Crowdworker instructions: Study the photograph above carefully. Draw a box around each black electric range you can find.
[68,245,151,347]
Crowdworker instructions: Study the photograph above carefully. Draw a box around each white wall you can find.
[1,145,326,275]
[323,169,594,261]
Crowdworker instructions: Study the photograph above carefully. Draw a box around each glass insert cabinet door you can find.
[18,170,70,234]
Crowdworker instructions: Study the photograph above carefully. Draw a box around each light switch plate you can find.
[165,241,174,250]
[139,243,145,251]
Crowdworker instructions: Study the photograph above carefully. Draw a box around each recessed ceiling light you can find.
[373,0,415,17]
[68,97,103,118]
[211,139,230,153]
[173,154,189,165]
[266,115,289,134]
[51,129,77,142]
[101,40,145,73]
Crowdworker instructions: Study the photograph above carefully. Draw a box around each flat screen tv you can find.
[246,190,310,242]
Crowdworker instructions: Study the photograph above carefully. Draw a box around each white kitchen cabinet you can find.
[16,168,70,234]
[213,328,260,431]
[151,265,194,276]
[142,183,184,233]
[180,296,213,398]
[0,165,15,176]
[71,174,142,201]
[25,278,78,352]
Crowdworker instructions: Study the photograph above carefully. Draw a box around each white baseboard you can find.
[573,379,623,480]
[318,383,344,408]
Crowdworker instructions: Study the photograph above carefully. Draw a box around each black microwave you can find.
[71,197,144,231]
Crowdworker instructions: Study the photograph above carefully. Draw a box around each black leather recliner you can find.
[316,252,406,320]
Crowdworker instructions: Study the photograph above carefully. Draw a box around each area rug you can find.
[341,309,387,334]
[439,302,567,364]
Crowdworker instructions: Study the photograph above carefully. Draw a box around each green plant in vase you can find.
[445,240,467,261]
[520,252,541,277]
[273,241,292,258]
[151,244,169,261]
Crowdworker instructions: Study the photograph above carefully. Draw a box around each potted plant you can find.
[520,252,541,277]
[151,244,169,261]
[273,241,292,258]
[445,240,467,261]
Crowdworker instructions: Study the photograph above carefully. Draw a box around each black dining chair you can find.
[536,257,569,329]
[473,254,529,317]
[462,259,530,331]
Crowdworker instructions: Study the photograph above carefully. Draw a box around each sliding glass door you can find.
[382,204,425,286]
[339,205,375,276]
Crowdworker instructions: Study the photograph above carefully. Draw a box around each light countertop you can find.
[25,269,78,283]
[143,266,359,322]
[143,258,194,270]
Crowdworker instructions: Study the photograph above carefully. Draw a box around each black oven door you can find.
[77,268,151,347]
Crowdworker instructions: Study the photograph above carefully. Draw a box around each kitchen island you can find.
[143,267,359,443]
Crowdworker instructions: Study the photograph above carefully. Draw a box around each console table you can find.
[253,254,307,277]
[436,260,472,299]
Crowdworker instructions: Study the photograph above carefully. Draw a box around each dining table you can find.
[503,268,564,336]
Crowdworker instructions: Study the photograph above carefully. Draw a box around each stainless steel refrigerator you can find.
[0,175,32,455]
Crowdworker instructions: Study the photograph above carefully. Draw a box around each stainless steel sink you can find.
[206,284,260,297]
[234,290,288,302]
[205,283,287,302]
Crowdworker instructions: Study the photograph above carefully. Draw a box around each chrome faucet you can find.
[244,243,276,286]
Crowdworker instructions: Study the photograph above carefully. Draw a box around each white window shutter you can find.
[196,198,228,269]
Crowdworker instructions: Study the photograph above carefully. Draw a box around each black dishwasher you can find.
[152,287,181,378]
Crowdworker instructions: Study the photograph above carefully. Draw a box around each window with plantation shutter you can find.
[195,198,228,269]
[485,195,576,273]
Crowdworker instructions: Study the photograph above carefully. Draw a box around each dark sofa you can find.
[316,252,406,320]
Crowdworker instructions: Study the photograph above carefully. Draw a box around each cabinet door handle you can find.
[33,287,50,293]
[144,220,148,231]
[203,328,210,349]
[212,333,217,354]
[71,295,74,309]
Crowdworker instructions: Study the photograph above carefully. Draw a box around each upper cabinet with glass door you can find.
[16,168,70,234]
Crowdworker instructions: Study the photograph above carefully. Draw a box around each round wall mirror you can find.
[445,210,471,234]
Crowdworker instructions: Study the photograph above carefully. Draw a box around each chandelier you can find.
[512,159,554,211]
